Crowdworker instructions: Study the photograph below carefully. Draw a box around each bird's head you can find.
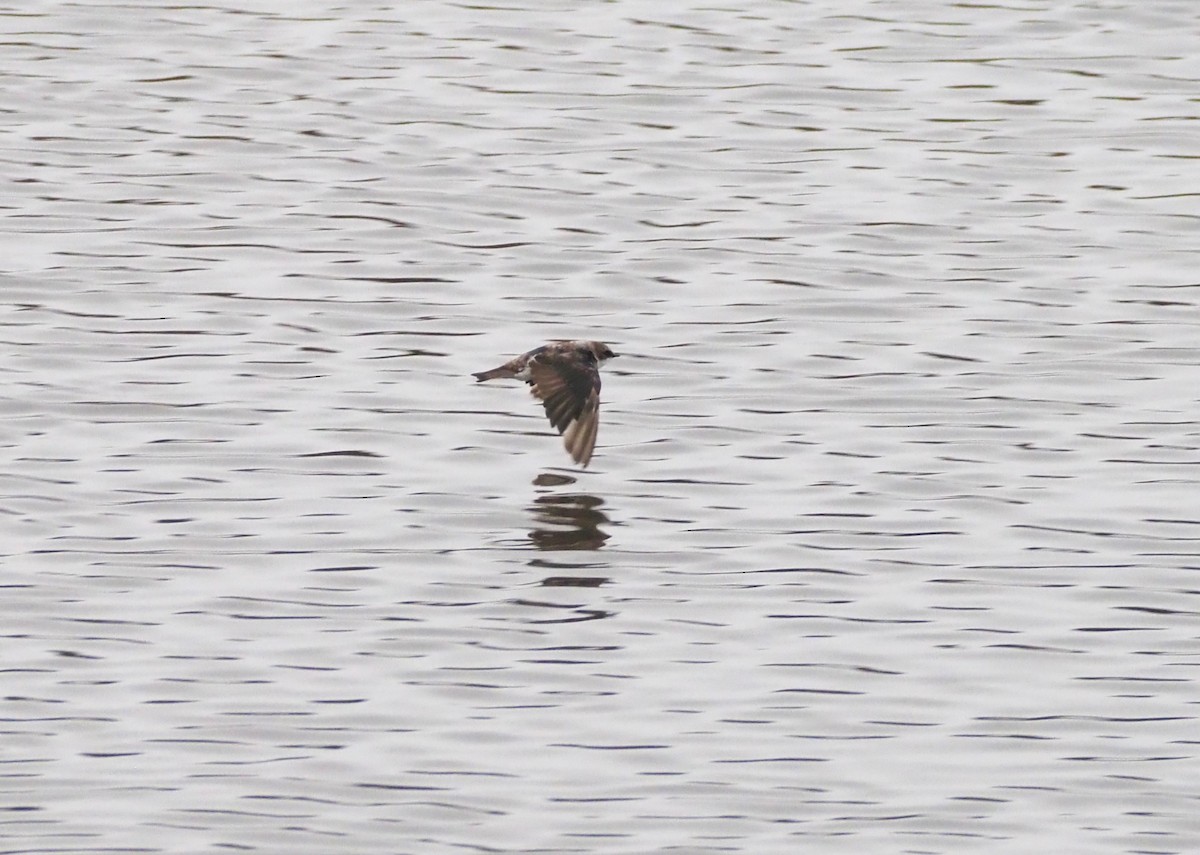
[587,341,618,364]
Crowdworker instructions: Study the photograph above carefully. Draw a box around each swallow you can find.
[473,340,618,467]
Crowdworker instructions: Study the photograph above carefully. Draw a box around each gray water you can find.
[3,1,1199,853]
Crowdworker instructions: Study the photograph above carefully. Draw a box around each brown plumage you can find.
[473,340,617,467]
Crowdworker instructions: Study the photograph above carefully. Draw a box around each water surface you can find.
[3,1,1199,853]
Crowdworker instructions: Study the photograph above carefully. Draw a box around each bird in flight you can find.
[473,340,618,467]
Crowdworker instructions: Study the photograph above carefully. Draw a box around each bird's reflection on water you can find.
[528,493,610,551]
[513,472,614,622]
[527,472,611,552]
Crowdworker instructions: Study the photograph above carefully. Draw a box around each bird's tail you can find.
[472,366,513,382]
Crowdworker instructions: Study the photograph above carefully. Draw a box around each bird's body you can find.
[473,340,617,467]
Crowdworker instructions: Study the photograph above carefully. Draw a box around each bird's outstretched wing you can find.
[528,356,601,466]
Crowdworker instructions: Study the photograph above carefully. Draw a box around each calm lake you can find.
[3,1,1198,853]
